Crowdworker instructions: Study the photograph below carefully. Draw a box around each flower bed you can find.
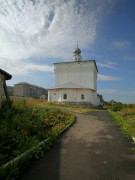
[0,99,76,179]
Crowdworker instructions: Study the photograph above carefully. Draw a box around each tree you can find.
[98,94,104,105]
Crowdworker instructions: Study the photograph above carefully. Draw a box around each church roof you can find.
[48,82,95,91]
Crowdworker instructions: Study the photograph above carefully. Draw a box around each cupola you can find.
[73,41,82,62]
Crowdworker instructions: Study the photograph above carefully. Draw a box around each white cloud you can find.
[25,64,53,73]
[98,89,135,95]
[113,40,131,50]
[124,56,135,61]
[98,89,121,94]
[107,61,118,65]
[97,61,118,69]
[98,74,121,81]
[0,0,115,75]
[98,89,135,103]
[0,58,53,75]
[97,63,113,68]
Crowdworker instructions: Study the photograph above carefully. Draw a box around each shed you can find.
[0,69,12,106]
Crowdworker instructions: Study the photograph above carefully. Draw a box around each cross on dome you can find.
[73,40,82,62]
[76,40,79,47]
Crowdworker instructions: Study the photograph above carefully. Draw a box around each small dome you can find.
[74,47,81,54]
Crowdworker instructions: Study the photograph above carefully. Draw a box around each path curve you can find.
[20,110,135,180]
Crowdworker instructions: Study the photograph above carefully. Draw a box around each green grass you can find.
[109,111,135,139]
[0,98,75,167]
[108,106,135,139]
[108,106,135,154]
[47,102,94,113]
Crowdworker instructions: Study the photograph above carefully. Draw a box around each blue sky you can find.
[0,0,135,103]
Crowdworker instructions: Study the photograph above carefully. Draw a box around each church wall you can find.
[54,61,97,91]
[68,69,80,85]
[80,70,93,89]
[51,59,99,106]
[93,68,97,91]
[48,88,99,106]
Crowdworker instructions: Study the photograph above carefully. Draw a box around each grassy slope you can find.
[0,98,75,166]
[108,106,135,140]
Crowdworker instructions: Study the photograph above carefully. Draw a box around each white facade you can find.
[48,88,100,106]
[54,61,97,91]
[48,47,100,106]
[14,82,48,99]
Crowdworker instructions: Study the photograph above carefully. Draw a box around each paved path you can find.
[20,110,135,180]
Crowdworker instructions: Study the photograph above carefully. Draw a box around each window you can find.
[63,93,67,99]
[81,94,84,100]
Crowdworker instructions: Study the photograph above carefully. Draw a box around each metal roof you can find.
[0,68,12,80]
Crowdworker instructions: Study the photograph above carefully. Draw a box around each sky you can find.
[0,0,135,104]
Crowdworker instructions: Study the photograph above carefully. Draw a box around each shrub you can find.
[111,103,124,112]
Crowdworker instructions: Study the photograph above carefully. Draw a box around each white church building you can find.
[48,45,100,106]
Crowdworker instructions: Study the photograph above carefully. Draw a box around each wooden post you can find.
[3,80,10,106]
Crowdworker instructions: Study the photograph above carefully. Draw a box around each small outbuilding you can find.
[0,68,12,107]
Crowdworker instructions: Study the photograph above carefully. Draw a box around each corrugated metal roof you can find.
[49,82,93,90]
[0,68,12,80]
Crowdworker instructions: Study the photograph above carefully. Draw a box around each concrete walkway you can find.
[20,110,135,180]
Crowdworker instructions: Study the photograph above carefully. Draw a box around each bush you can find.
[111,103,124,112]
